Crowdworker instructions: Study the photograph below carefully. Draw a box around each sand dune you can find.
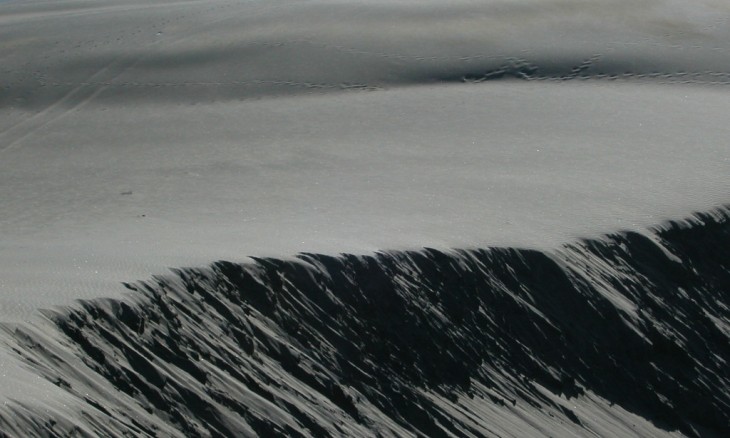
[1,0,729,435]
[2,209,730,436]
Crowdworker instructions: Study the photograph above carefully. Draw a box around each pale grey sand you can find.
[2,81,729,323]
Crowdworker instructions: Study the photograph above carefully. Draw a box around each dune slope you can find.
[1,208,729,437]
[2,0,730,435]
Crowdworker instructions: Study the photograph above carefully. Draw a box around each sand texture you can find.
[1,0,729,435]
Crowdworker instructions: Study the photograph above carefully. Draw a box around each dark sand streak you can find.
[2,208,728,437]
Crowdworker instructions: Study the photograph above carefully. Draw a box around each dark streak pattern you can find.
[1,209,729,437]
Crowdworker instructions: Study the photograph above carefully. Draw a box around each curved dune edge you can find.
[0,206,728,437]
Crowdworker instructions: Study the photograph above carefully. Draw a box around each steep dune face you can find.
[2,209,728,437]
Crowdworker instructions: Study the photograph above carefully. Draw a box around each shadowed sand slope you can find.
[3,0,730,110]
[1,208,728,437]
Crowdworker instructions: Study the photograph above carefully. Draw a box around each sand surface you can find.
[1,0,730,428]
[2,82,730,324]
